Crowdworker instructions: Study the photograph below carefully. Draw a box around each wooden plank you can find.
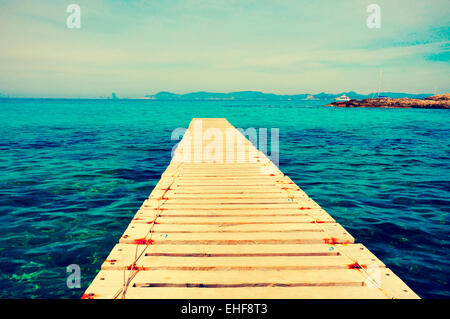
[102,255,383,271]
[85,269,412,299]
[132,223,332,233]
[119,233,354,245]
[156,198,298,204]
[100,243,383,271]
[135,209,316,217]
[130,215,333,225]
[105,243,369,256]
[85,270,419,299]
[84,285,389,299]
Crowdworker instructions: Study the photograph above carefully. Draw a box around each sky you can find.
[0,0,449,98]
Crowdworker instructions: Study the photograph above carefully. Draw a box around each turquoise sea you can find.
[0,98,448,298]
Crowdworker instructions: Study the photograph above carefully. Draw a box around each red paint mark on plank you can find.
[347,262,367,270]
[324,237,339,245]
[127,265,149,271]
[132,238,154,245]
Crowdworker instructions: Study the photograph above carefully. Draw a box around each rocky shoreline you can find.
[327,93,450,109]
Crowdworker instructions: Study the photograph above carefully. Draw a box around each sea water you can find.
[0,98,448,298]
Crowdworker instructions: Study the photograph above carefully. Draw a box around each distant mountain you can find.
[152,91,181,99]
[144,91,433,101]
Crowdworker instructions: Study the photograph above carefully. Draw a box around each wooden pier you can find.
[84,118,419,299]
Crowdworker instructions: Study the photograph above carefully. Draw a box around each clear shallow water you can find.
[0,98,448,298]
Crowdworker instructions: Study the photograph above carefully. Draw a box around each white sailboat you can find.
[334,94,350,102]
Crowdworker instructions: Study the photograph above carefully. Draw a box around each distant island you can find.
[327,93,450,109]
[143,91,432,101]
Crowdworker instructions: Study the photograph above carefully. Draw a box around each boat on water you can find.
[334,94,350,102]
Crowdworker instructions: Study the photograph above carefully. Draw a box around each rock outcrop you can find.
[327,94,450,109]
[424,93,450,101]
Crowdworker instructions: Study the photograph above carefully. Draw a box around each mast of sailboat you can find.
[377,70,383,98]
